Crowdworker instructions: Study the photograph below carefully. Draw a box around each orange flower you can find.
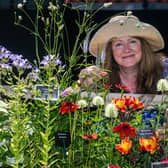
[116,137,132,154]
[82,133,98,140]
[112,122,136,138]
[112,98,127,112]
[131,97,144,109]
[112,96,144,112]
[139,136,160,154]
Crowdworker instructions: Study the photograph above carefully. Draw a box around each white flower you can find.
[17,3,23,9]
[105,103,118,118]
[0,108,8,113]
[92,96,104,106]
[0,100,8,108]
[18,15,23,21]
[127,11,133,16]
[103,2,112,7]
[157,79,168,92]
[77,99,88,108]
[6,156,16,164]
[28,128,34,136]
[0,100,8,113]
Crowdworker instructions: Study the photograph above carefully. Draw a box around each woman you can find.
[79,14,167,93]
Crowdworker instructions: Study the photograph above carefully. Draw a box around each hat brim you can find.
[89,17,164,57]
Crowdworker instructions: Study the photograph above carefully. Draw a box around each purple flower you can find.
[12,56,32,69]
[61,87,74,97]
[0,63,11,69]
[55,59,62,65]
[40,54,55,66]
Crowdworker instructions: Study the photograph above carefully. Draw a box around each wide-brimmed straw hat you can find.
[89,14,164,57]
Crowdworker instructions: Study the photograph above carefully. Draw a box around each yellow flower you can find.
[139,136,160,154]
[116,137,132,154]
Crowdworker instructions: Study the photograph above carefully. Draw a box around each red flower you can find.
[59,101,78,115]
[112,122,136,138]
[103,84,112,89]
[115,84,130,92]
[82,133,98,140]
[108,165,121,168]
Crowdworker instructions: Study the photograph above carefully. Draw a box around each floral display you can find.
[0,1,168,168]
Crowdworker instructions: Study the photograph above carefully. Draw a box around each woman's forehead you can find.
[112,36,139,42]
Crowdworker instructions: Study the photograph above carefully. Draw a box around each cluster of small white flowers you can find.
[77,99,88,108]
[92,95,104,106]
[105,103,118,118]
[157,79,168,92]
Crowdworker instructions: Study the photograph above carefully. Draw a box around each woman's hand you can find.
[79,65,108,86]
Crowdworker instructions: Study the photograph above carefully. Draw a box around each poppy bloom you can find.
[82,133,98,140]
[59,101,78,115]
[139,136,160,154]
[116,137,132,154]
[112,122,136,138]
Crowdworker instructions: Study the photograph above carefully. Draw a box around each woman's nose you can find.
[124,44,131,52]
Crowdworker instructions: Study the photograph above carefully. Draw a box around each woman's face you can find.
[112,36,142,68]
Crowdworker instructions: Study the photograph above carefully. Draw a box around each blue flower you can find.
[142,109,164,127]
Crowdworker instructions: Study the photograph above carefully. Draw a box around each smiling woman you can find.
[79,12,167,94]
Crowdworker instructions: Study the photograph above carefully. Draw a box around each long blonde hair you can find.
[103,37,163,93]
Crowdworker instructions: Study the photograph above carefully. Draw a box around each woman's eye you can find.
[115,43,123,47]
[130,40,137,44]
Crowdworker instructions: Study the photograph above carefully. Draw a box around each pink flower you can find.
[161,159,168,163]
[108,165,121,168]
